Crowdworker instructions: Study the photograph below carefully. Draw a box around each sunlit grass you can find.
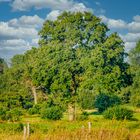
[0,105,140,140]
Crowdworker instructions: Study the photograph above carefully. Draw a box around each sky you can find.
[0,0,140,61]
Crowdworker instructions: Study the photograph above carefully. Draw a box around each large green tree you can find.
[23,12,131,120]
[0,12,132,120]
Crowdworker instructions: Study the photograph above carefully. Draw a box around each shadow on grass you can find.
[130,117,138,121]
[87,111,101,115]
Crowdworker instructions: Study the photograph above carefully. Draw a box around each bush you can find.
[6,108,22,121]
[103,106,133,120]
[78,92,95,109]
[41,106,63,120]
[77,111,88,121]
[94,93,121,113]
[0,123,24,133]
[28,105,40,115]
[130,94,140,107]
[23,102,33,109]
[0,108,22,121]
[0,107,8,120]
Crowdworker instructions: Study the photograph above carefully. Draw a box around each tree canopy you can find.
[129,40,140,106]
[0,12,133,120]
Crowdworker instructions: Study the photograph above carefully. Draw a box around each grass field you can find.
[0,105,140,140]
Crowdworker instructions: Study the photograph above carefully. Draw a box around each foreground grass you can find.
[0,106,140,140]
[1,123,140,140]
[1,119,140,140]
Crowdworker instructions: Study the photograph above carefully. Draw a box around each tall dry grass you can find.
[1,128,140,140]
[0,120,140,140]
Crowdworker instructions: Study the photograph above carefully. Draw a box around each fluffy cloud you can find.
[0,39,29,48]
[0,39,32,61]
[70,3,91,12]
[8,15,44,28]
[0,15,41,60]
[46,10,61,21]
[99,15,140,52]
[133,15,140,22]
[124,42,136,52]
[11,0,92,14]
[100,15,127,29]
[100,15,140,33]
[0,22,38,40]
[11,0,74,11]
[120,33,140,43]
[128,15,140,33]
[46,3,91,21]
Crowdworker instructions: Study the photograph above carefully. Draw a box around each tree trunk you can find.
[31,86,37,105]
[68,104,76,121]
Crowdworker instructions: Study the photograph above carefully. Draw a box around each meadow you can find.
[0,105,140,140]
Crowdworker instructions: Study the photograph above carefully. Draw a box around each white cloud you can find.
[0,15,41,60]
[12,0,74,11]
[0,22,38,40]
[46,10,61,21]
[31,38,39,46]
[11,0,92,13]
[8,15,44,28]
[133,15,140,22]
[120,33,140,43]
[0,39,32,61]
[0,39,29,48]
[128,22,140,33]
[100,15,127,29]
[100,15,140,52]
[124,42,136,52]
[70,3,91,12]
[46,3,92,21]
[100,15,140,33]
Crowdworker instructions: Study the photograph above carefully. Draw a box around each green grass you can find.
[0,105,140,140]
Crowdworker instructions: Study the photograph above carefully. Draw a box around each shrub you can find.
[23,101,33,109]
[103,106,133,120]
[0,108,22,121]
[77,111,88,121]
[78,92,95,109]
[0,123,24,133]
[6,108,22,121]
[0,107,8,120]
[41,106,63,120]
[28,105,40,115]
[130,94,140,107]
[94,93,121,113]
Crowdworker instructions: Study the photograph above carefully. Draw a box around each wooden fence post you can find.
[27,122,30,139]
[23,125,27,140]
[88,122,92,132]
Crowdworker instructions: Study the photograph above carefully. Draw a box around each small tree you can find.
[103,106,133,120]
[94,93,120,113]
[41,106,63,120]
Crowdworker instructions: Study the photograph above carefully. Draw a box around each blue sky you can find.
[0,0,140,61]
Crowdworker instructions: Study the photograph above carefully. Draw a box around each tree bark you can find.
[68,104,76,121]
[31,86,37,105]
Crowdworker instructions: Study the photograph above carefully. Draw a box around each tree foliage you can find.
[0,12,133,120]
[24,12,131,104]
[129,40,140,106]
[103,106,133,120]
